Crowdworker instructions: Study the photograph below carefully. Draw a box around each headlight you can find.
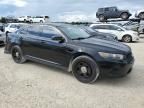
[133,32,138,36]
[98,52,124,60]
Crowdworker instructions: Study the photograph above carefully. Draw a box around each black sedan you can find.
[5,24,134,83]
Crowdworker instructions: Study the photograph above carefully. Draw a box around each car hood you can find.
[77,38,131,53]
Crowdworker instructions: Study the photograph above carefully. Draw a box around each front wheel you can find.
[139,13,144,19]
[11,46,26,64]
[122,35,132,43]
[72,56,100,83]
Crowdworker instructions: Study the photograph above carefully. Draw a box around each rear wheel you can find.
[40,20,43,23]
[11,46,26,64]
[99,15,106,22]
[30,20,33,23]
[122,35,132,43]
[72,56,100,83]
[121,13,129,20]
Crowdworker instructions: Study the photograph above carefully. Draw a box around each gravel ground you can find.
[0,39,144,108]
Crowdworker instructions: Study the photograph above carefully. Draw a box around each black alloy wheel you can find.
[11,46,26,64]
[72,56,100,83]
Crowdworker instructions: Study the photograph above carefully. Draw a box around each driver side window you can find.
[42,26,62,39]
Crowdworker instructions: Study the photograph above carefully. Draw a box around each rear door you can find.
[109,7,119,18]
[104,8,111,18]
[20,25,43,57]
[106,25,124,40]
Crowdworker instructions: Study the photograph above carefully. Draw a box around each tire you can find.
[30,20,33,23]
[98,15,106,22]
[40,20,43,23]
[72,56,100,83]
[24,19,27,23]
[122,35,132,43]
[11,46,26,64]
[139,12,144,19]
[121,13,129,20]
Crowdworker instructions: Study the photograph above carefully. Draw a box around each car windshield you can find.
[60,26,91,40]
[83,26,97,33]
[10,24,21,29]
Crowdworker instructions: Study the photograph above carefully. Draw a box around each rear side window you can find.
[10,24,20,28]
[27,26,42,36]
[92,25,108,29]
[42,26,61,38]
[108,25,121,30]
[35,16,43,18]
[98,8,103,12]
[105,8,109,11]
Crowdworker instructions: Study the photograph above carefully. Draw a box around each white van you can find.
[28,16,49,23]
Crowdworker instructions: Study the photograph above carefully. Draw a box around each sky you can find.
[0,0,144,22]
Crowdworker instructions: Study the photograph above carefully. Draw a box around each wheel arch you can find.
[138,12,144,17]
[122,34,132,38]
[68,52,96,72]
[120,12,129,17]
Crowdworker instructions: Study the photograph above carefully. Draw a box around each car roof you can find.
[98,6,116,9]
[33,23,75,28]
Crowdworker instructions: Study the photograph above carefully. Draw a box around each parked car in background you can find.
[81,26,118,41]
[138,22,144,34]
[0,25,5,45]
[18,16,31,22]
[4,23,25,45]
[135,9,144,19]
[28,16,49,23]
[96,7,131,21]
[90,24,139,43]
[5,24,134,83]
[4,23,24,35]
[122,21,139,32]
[5,16,18,23]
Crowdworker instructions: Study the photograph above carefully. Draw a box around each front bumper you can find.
[98,56,134,77]
[131,33,140,41]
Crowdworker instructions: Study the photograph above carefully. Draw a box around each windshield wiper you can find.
[72,37,87,40]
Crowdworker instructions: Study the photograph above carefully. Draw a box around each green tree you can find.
[1,17,7,23]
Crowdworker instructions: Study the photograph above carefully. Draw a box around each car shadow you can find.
[22,61,143,88]
[25,60,72,77]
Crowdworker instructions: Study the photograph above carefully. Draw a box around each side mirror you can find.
[52,35,65,43]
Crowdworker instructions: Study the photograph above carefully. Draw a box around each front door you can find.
[36,26,73,67]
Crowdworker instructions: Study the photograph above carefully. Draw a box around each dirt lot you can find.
[0,39,144,108]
